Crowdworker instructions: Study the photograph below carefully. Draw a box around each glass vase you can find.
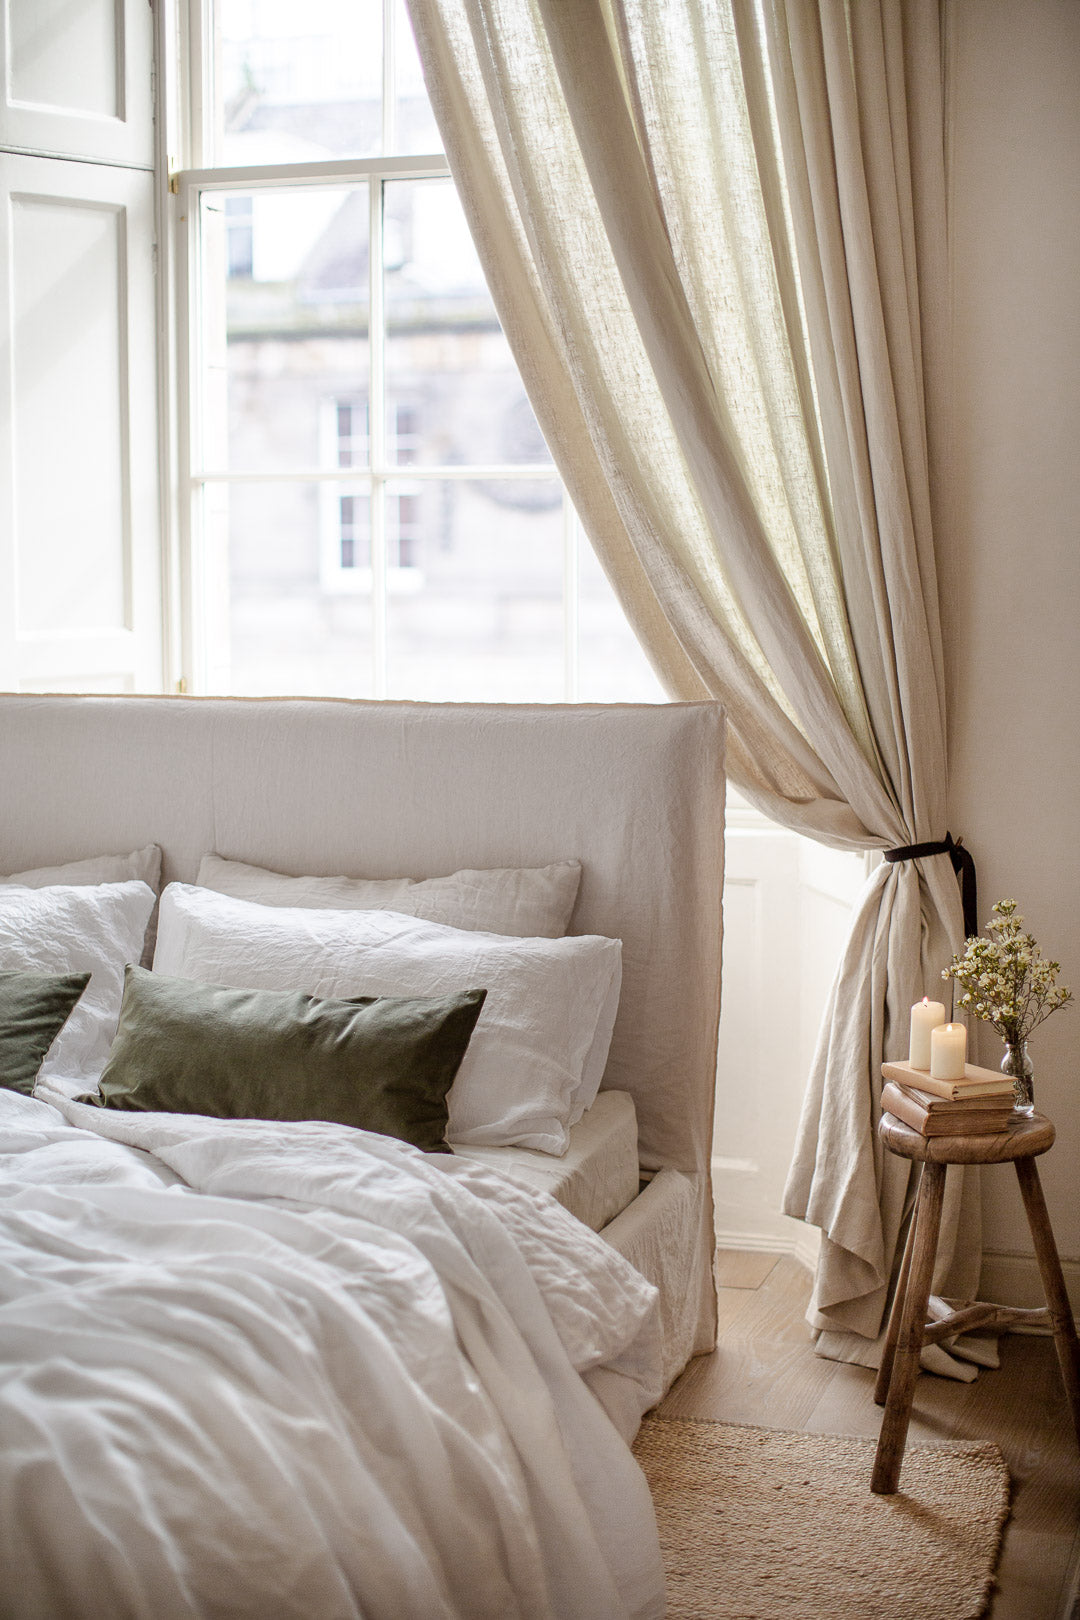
[1001,1040,1034,1116]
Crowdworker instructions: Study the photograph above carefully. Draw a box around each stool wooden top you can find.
[879,1109,1055,1164]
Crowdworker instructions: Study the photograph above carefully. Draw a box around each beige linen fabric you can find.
[406,0,977,1360]
[764,0,979,1351]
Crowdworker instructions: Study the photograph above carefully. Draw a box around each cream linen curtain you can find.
[406,0,979,1365]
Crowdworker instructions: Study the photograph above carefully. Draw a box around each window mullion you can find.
[369,175,388,699]
[189,0,213,170]
[182,181,217,691]
[382,0,397,158]
[180,155,450,190]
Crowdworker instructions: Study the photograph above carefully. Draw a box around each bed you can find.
[0,694,726,1619]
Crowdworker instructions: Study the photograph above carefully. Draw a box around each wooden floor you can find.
[656,1250,1080,1620]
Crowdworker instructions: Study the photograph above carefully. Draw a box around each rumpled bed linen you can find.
[0,1087,664,1620]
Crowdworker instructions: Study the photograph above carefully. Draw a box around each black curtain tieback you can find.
[884,832,978,938]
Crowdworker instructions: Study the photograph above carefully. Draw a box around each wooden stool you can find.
[871,1110,1080,1495]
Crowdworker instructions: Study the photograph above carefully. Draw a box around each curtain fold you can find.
[407,0,979,1365]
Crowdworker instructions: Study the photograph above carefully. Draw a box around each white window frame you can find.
[173,148,587,698]
[166,0,593,701]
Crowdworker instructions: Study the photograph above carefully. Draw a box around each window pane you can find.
[199,186,370,474]
[203,480,375,697]
[384,178,554,473]
[385,478,565,701]
[213,0,440,165]
[192,18,666,710]
[393,0,442,155]
[576,527,666,702]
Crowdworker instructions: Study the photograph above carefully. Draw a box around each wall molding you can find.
[979,1247,1080,1322]
[714,1228,793,1256]
[713,1228,1080,1330]
[713,1225,820,1275]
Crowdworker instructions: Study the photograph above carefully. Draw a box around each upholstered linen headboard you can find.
[1,695,725,1379]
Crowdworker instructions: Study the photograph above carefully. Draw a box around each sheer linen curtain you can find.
[407,0,979,1371]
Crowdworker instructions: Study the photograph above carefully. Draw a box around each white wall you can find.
[941,0,1080,1297]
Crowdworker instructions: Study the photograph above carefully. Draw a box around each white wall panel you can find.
[13,193,126,632]
[10,0,117,117]
[0,0,153,168]
[713,829,807,1251]
[0,154,161,692]
[712,825,863,1254]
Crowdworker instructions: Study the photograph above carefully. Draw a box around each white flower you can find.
[943,899,1072,1044]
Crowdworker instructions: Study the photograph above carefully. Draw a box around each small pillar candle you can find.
[909,998,946,1069]
[930,1022,967,1081]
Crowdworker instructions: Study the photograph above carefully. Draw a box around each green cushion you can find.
[0,969,92,1094]
[87,965,486,1151]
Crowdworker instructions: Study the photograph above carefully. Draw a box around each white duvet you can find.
[0,1087,665,1620]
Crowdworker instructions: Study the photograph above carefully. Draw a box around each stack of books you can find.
[880,1059,1016,1136]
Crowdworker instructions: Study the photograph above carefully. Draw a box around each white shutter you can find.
[0,154,161,692]
[0,0,154,169]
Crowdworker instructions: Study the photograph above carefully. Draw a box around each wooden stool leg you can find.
[875,1167,922,1407]
[871,1160,946,1494]
[1015,1156,1080,1451]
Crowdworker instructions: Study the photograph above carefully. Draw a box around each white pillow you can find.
[196,853,581,939]
[1,845,163,967]
[0,881,157,1082]
[2,844,162,892]
[154,883,621,1155]
[574,969,621,1127]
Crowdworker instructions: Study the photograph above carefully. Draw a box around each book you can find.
[881,1080,1015,1137]
[883,1078,1015,1116]
[880,1058,1015,1102]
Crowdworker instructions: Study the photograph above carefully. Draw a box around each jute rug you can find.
[632,1417,1010,1620]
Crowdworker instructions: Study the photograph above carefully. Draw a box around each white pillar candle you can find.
[930,1022,967,1081]
[909,998,946,1069]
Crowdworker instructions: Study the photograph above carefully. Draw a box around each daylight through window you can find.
[180,0,664,702]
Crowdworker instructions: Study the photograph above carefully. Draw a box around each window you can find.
[338,495,364,571]
[333,400,367,470]
[318,397,422,592]
[177,0,664,703]
[223,194,254,277]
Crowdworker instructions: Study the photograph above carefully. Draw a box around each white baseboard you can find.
[979,1248,1080,1327]
[713,1225,819,1275]
[713,1228,792,1256]
[711,1230,1080,1325]
[792,1226,821,1274]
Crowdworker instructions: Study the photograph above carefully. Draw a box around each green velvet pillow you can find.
[0,969,92,1095]
[87,965,487,1151]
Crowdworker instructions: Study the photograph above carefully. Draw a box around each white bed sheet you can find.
[452,1089,639,1233]
[0,1087,665,1620]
